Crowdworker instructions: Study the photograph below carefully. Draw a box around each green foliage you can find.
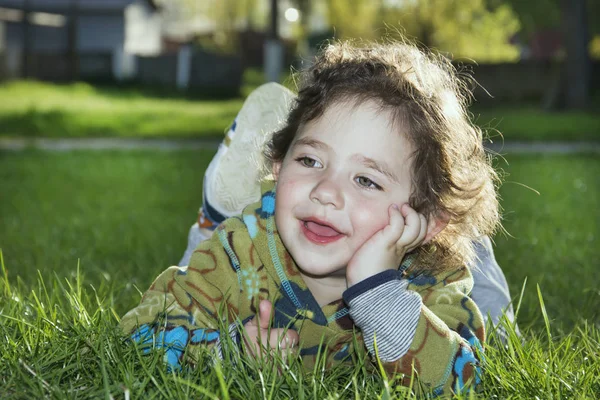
[0,150,599,396]
[325,0,381,40]
[310,0,522,61]
[381,0,521,62]
[498,0,562,37]
[155,0,264,53]
[501,0,600,37]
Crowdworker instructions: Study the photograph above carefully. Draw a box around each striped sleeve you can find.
[343,267,485,396]
[343,270,422,361]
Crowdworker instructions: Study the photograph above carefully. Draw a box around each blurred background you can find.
[0,0,599,109]
[0,0,598,333]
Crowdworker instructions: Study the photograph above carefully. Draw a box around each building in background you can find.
[0,0,161,81]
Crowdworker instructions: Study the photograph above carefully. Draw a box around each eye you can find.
[355,176,383,191]
[296,156,322,168]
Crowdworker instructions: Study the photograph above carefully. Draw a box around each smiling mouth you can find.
[300,219,344,244]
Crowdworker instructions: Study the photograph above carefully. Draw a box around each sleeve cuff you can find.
[343,269,399,304]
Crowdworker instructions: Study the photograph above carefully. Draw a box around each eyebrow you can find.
[291,137,331,151]
[353,155,402,184]
[292,137,402,184]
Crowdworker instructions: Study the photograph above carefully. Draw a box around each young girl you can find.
[121,39,503,396]
[180,83,516,337]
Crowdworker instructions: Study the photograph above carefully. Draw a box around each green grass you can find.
[1,80,599,141]
[1,151,599,397]
[493,154,600,333]
[0,150,213,291]
[0,81,243,139]
[473,105,600,142]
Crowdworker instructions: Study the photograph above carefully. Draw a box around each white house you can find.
[0,0,161,80]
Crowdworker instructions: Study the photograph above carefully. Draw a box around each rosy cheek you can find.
[278,180,297,200]
[276,179,301,214]
[352,201,389,238]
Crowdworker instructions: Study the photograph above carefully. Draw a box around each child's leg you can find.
[471,236,520,336]
[178,83,296,266]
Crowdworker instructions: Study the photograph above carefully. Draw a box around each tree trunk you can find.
[21,0,30,78]
[67,0,79,81]
[561,0,590,109]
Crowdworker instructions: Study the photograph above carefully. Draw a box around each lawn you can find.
[1,80,599,141]
[473,104,600,142]
[0,81,243,139]
[0,150,598,397]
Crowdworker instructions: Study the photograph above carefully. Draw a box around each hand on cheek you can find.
[346,203,428,287]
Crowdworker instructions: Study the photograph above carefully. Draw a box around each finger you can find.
[240,323,260,357]
[269,328,299,350]
[282,346,299,359]
[399,204,421,244]
[261,328,298,351]
[406,214,428,252]
[280,340,300,365]
[258,299,273,330]
[416,214,428,243]
[383,204,405,242]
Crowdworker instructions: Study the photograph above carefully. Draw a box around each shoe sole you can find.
[206,82,296,216]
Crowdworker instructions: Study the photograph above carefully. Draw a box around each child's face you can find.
[273,100,414,279]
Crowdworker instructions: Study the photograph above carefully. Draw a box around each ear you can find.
[272,161,282,181]
[423,211,449,244]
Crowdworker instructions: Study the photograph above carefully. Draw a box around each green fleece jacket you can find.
[120,182,485,396]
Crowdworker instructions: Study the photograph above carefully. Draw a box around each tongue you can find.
[305,221,340,237]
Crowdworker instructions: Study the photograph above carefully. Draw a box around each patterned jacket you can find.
[120,182,485,396]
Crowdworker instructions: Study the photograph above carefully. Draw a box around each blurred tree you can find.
[380,0,521,62]
[499,0,593,109]
[559,0,591,109]
[302,0,520,62]
[500,0,599,38]
[291,0,312,54]
[325,0,381,40]
[154,0,262,53]
[496,0,561,38]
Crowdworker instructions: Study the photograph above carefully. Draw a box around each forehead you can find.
[303,99,395,134]
[293,99,412,163]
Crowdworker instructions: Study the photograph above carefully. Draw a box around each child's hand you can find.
[346,204,427,287]
[242,299,299,360]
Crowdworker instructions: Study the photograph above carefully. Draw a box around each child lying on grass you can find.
[121,38,504,396]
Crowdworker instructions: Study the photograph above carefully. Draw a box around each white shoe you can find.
[203,82,296,221]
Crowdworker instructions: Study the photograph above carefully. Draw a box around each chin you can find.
[294,254,347,277]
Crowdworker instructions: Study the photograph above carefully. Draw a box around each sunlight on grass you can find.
[0,81,243,138]
[1,255,598,398]
[493,154,600,332]
[1,80,598,140]
[474,105,600,142]
[0,150,598,397]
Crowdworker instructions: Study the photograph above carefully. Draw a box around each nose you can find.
[310,174,345,209]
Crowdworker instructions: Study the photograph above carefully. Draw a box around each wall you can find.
[135,50,243,95]
[136,53,177,87]
[18,52,113,81]
[188,50,242,95]
[77,14,125,52]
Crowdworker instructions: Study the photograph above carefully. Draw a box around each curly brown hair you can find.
[264,39,501,274]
